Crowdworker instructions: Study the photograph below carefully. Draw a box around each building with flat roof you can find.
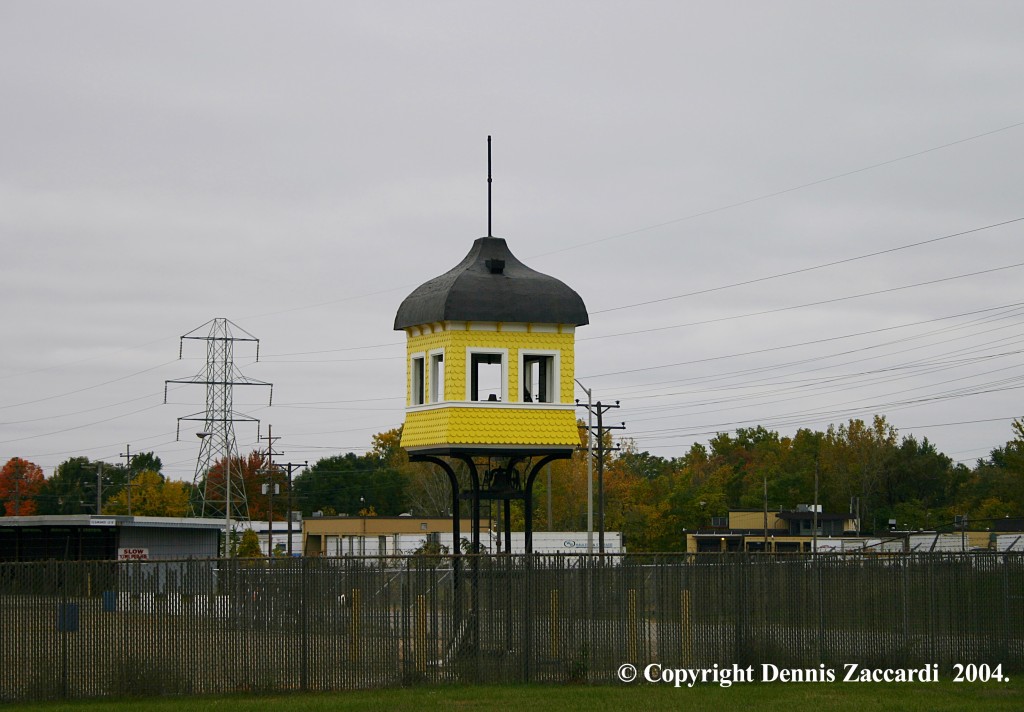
[0,515,223,561]
[686,507,859,553]
[302,515,487,556]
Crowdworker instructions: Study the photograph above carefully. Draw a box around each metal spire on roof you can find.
[487,135,493,237]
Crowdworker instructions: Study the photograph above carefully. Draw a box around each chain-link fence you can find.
[1,553,1020,701]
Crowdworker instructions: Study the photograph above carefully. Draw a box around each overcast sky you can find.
[2,1,1023,486]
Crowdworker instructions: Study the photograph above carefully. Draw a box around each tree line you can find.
[3,414,1022,551]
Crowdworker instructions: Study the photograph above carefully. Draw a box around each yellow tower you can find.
[396,236,588,453]
[395,235,588,552]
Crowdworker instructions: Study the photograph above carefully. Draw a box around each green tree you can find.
[293,452,405,516]
[821,416,898,531]
[236,528,263,557]
[38,457,94,515]
[955,418,1024,523]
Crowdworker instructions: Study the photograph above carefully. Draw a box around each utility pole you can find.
[812,458,819,556]
[763,471,769,552]
[278,461,307,557]
[575,381,595,553]
[120,445,134,516]
[96,462,103,515]
[577,399,625,554]
[259,425,282,556]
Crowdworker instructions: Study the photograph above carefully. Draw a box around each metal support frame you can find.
[410,448,570,675]
[166,318,272,522]
[410,450,570,555]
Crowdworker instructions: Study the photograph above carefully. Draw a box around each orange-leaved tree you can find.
[203,450,281,520]
[0,457,45,516]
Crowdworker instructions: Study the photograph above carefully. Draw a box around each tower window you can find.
[520,351,558,403]
[469,351,504,401]
[411,355,425,405]
[429,351,444,402]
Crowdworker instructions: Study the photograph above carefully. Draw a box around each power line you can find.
[0,360,180,411]
[590,217,1023,316]
[581,260,1024,343]
[586,309,1024,408]
[530,120,1024,259]
[580,302,1024,381]
[212,122,1024,328]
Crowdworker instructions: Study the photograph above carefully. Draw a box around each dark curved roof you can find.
[394,237,589,330]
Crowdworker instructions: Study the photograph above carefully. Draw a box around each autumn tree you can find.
[0,457,45,516]
[820,416,898,531]
[954,419,1024,524]
[601,441,681,551]
[104,470,191,517]
[376,427,453,517]
[200,451,279,520]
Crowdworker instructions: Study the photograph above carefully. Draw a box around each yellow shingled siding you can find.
[401,406,579,449]
[401,323,578,449]
[404,325,575,406]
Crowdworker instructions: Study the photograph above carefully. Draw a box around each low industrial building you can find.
[302,515,487,556]
[0,514,224,561]
[301,515,624,556]
[685,507,1020,553]
[686,506,860,553]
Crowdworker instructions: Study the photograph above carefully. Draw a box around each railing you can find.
[0,553,1020,701]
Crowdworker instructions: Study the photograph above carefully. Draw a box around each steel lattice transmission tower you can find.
[165,318,272,519]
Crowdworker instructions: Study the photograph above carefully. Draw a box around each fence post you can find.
[550,588,560,660]
[733,556,743,664]
[300,557,308,692]
[901,557,909,656]
[60,562,69,699]
[416,594,427,674]
[350,588,362,663]
[523,554,533,683]
[1002,554,1011,665]
[680,589,692,666]
[927,555,937,664]
[627,588,638,663]
[816,555,825,664]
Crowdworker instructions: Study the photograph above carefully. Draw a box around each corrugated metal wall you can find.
[117,526,219,559]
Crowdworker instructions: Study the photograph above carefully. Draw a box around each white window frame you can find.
[410,352,426,406]
[518,349,560,404]
[466,347,508,402]
[429,348,445,403]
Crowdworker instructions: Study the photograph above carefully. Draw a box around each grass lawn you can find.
[5,679,1023,712]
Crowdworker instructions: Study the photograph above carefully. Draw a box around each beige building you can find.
[302,515,487,557]
[687,507,859,553]
[686,508,1007,553]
